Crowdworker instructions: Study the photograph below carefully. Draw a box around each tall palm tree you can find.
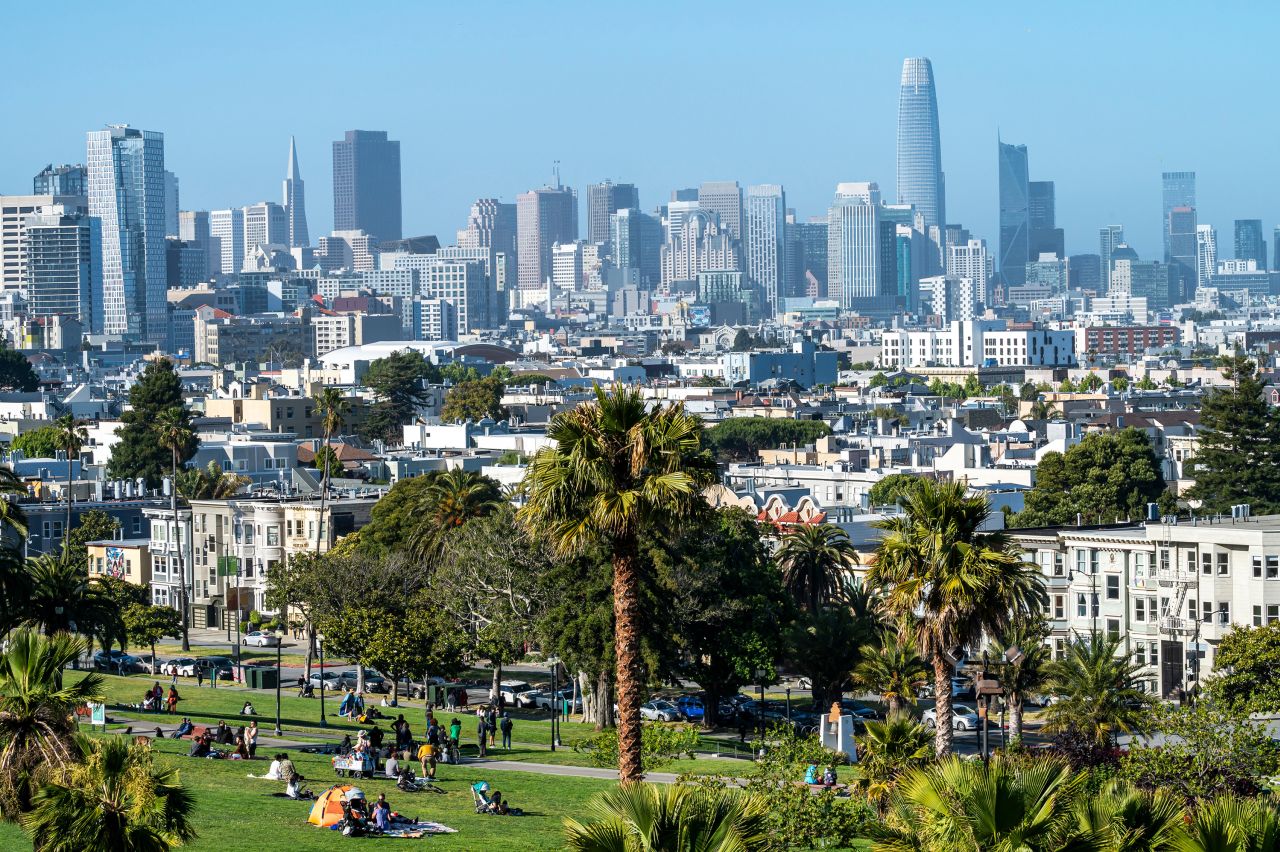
[868,479,1045,756]
[853,632,930,717]
[0,629,104,821]
[154,407,194,652]
[0,465,30,540]
[563,783,770,852]
[521,384,716,784]
[175,460,249,500]
[311,388,351,556]
[25,554,113,641]
[1074,780,1186,852]
[1042,632,1153,751]
[853,711,933,812]
[1177,796,1280,852]
[24,735,196,851]
[0,466,31,632]
[775,523,859,614]
[990,619,1051,745]
[52,414,88,553]
[1029,400,1062,421]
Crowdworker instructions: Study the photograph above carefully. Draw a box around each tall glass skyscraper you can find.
[1234,219,1266,269]
[998,140,1029,286]
[896,58,946,233]
[86,125,167,340]
[745,184,787,317]
[1161,171,1195,263]
[332,130,402,242]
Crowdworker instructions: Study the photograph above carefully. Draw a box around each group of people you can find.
[261,753,311,799]
[804,762,840,788]
[473,706,514,756]
[336,787,420,836]
[185,719,259,761]
[472,781,520,816]
[138,681,180,713]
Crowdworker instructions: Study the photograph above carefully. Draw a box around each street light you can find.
[754,668,767,742]
[317,633,327,728]
[274,633,283,737]
[1074,568,1099,636]
[548,656,561,752]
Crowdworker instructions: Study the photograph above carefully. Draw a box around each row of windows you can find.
[1062,548,1280,579]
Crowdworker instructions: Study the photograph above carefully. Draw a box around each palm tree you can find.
[1177,796,1280,852]
[311,388,351,556]
[52,414,87,553]
[1029,400,1062,421]
[853,632,929,717]
[868,754,1084,851]
[0,465,30,540]
[990,619,1051,745]
[868,479,1045,756]
[176,460,249,500]
[1074,779,1186,852]
[563,783,770,852]
[0,629,104,821]
[25,554,113,641]
[775,523,859,614]
[853,711,932,812]
[520,384,716,784]
[24,735,196,851]
[1042,632,1153,751]
[154,407,194,652]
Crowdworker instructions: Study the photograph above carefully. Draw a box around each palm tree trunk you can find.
[314,433,330,556]
[888,694,901,717]
[932,655,953,757]
[612,545,644,784]
[64,457,72,558]
[1009,690,1024,744]
[173,449,190,652]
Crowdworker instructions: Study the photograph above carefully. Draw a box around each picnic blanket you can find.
[326,820,457,837]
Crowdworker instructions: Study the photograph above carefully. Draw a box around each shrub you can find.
[575,723,701,772]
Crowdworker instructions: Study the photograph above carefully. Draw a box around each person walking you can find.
[499,712,513,750]
[166,685,180,714]
[475,709,488,757]
[247,720,259,759]
[196,667,204,688]
[169,664,178,686]
[486,706,497,747]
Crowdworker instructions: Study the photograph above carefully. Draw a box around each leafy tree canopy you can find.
[107,360,195,487]
[1186,354,1280,514]
[868,473,926,507]
[10,426,60,459]
[702,418,831,462]
[359,350,437,442]
[1207,621,1280,714]
[0,347,38,393]
[441,376,508,423]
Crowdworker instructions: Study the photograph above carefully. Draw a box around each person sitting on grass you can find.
[174,717,194,738]
[384,750,399,779]
[240,700,256,716]
[373,795,391,832]
[486,790,521,815]
[230,735,250,760]
[822,765,837,787]
[278,753,312,799]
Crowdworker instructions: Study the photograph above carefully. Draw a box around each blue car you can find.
[675,696,705,722]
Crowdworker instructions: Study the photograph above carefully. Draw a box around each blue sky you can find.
[3,1,1277,260]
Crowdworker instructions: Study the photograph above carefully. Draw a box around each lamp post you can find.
[1075,568,1098,636]
[274,634,283,736]
[317,633,327,728]
[548,656,561,751]
[755,668,767,741]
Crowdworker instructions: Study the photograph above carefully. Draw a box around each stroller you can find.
[298,681,315,699]
[396,765,443,795]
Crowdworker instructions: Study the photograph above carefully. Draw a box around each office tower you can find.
[332,130,402,242]
[792,219,828,297]
[1167,206,1197,298]
[670,188,698,203]
[1162,171,1196,263]
[827,182,881,309]
[665,200,699,244]
[33,164,86,197]
[1234,219,1266,269]
[317,230,378,272]
[242,202,288,256]
[86,125,167,339]
[660,212,740,285]
[163,170,179,237]
[551,241,584,291]
[947,239,993,306]
[1112,253,1176,312]
[1195,225,1217,292]
[896,57,946,232]
[516,186,577,291]
[610,208,662,286]
[209,208,245,275]
[178,210,214,279]
[745,184,787,317]
[1099,225,1125,283]
[697,181,744,240]
[165,237,206,288]
[25,212,99,322]
[1,195,87,290]
[1028,180,1064,259]
[1068,254,1102,290]
[586,181,639,245]
[998,139,1029,286]
[283,136,310,248]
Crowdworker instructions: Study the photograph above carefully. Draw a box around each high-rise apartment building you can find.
[1111,252,1176,312]
[697,182,744,240]
[1,194,87,291]
[1161,171,1196,263]
[458,198,516,260]
[178,211,213,280]
[551,241,584,291]
[1068,254,1102,290]
[1099,225,1125,283]
[792,220,829,298]
[86,125,168,339]
[827,182,881,309]
[745,184,787,317]
[242,202,288,256]
[515,186,577,291]
[332,130,402,242]
[33,164,86,197]
[896,57,946,232]
[1195,225,1217,292]
[283,136,309,248]
[660,212,740,285]
[1167,206,1198,299]
[609,208,662,286]
[586,181,639,245]
[998,140,1029,286]
[209,208,245,276]
[947,239,993,298]
[163,170,179,237]
[24,212,99,323]
[1028,180,1064,260]
[1234,219,1266,269]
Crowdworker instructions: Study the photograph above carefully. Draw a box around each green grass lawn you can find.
[0,736,608,851]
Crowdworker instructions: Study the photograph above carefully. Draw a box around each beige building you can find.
[87,538,152,588]
[203,387,366,439]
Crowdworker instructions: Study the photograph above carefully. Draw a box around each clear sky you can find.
[3,0,1277,260]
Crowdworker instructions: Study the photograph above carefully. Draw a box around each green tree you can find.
[520,384,716,784]
[63,510,119,571]
[10,426,61,459]
[1019,381,1039,401]
[868,473,926,507]
[360,350,437,442]
[1011,429,1168,527]
[1206,621,1280,714]
[24,735,195,851]
[775,523,858,614]
[1072,780,1187,852]
[312,387,351,554]
[440,376,508,423]
[732,329,753,351]
[25,555,114,644]
[852,712,933,812]
[789,606,874,714]
[411,469,502,563]
[0,346,38,393]
[564,783,771,852]
[1078,373,1104,392]
[321,600,467,701]
[1042,633,1153,752]
[1112,376,1130,392]
[107,360,195,487]
[869,479,1045,756]
[701,418,832,462]
[175,460,249,500]
[1186,354,1280,513]
[154,407,194,651]
[1028,399,1062,421]
[264,553,324,680]
[121,603,183,671]
[0,630,104,820]
[52,414,87,548]
[853,632,929,717]
[310,445,341,476]
[1135,376,1158,391]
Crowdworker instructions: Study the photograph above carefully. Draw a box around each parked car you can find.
[919,677,977,700]
[134,654,170,674]
[497,681,536,706]
[241,631,279,648]
[790,710,825,733]
[838,699,880,721]
[922,705,980,731]
[93,649,140,671]
[308,670,341,690]
[675,696,705,722]
[640,700,682,722]
[335,669,387,693]
[177,657,234,679]
[168,657,196,675]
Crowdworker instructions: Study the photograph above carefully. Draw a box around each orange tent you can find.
[308,784,353,827]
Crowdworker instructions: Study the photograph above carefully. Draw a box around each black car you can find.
[838,699,881,721]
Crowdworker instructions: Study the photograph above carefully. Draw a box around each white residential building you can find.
[880,320,1076,369]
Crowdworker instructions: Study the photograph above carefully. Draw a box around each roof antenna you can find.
[552,160,561,189]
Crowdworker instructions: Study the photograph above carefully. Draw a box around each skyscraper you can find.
[179,210,213,279]
[896,58,946,232]
[283,136,309,248]
[25,211,99,323]
[86,125,167,339]
[332,130,402,242]
[1028,180,1064,259]
[1234,219,1266,269]
[209,208,244,275]
[610,208,662,286]
[163,170,179,237]
[792,219,828,297]
[697,182,744,240]
[1099,225,1125,284]
[998,140,1029,286]
[1161,171,1196,263]
[242,202,288,256]
[586,181,639,245]
[827,182,881,309]
[1195,225,1217,292]
[515,186,577,291]
[1167,206,1197,298]
[745,184,787,317]
[33,164,86,197]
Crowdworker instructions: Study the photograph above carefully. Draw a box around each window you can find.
[1106,575,1120,600]
[1186,551,1196,574]
[1135,597,1146,622]
[1054,553,1064,577]
[1076,549,1088,574]
[1256,605,1264,627]
[1202,553,1213,575]
[133,517,142,535]
[42,521,50,539]
[1220,602,1231,624]
[1218,553,1230,576]
[1106,618,1121,639]
[1255,556,1264,578]
[1092,594,1100,617]
[1188,599,1197,620]
[1159,549,1171,572]
[1268,605,1278,625]
[1269,556,1279,579]
[1054,595,1065,619]
[244,525,254,544]
[1135,644,1146,665]
[1203,601,1213,623]
[1090,550,1100,573]
[1077,593,1087,617]
[285,520,293,537]
[52,521,62,539]
[266,526,279,547]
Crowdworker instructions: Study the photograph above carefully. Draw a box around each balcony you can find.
[1153,566,1196,587]
[1158,615,1197,636]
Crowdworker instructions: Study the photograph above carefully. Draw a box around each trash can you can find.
[257,667,278,691]
[426,684,439,707]
[243,667,262,690]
